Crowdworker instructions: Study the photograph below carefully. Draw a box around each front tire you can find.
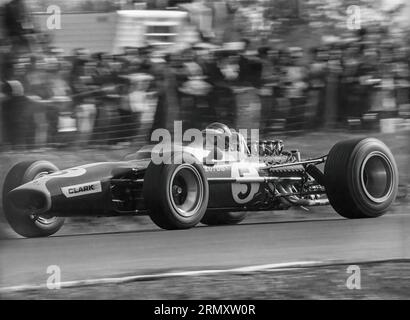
[2,160,65,237]
[324,138,398,219]
[143,154,209,230]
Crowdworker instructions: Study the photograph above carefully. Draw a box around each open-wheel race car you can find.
[2,123,399,238]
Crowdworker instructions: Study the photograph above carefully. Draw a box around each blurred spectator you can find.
[3,0,35,49]
[285,47,308,130]
[2,80,34,147]
[2,12,410,149]
[44,56,72,143]
[257,46,275,133]
[307,47,327,128]
[177,47,213,130]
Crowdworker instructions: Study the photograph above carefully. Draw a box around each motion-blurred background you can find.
[1,0,409,148]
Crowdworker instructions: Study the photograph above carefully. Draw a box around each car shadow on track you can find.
[1,216,347,241]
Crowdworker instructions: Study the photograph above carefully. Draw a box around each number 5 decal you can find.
[231,163,259,204]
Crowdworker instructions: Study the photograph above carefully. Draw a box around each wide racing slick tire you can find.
[143,153,209,230]
[324,138,398,219]
[201,211,247,226]
[2,160,65,238]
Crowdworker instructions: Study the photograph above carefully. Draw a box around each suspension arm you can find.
[264,155,327,170]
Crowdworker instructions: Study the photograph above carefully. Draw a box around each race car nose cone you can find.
[7,188,50,215]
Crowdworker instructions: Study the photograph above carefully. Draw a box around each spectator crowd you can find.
[1,24,410,149]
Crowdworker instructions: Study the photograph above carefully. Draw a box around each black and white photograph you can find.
[0,0,409,304]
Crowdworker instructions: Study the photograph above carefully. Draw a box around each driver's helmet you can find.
[230,130,250,154]
[202,122,232,151]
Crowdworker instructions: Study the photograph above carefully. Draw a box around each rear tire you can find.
[324,138,398,219]
[143,154,209,230]
[201,211,247,226]
[2,160,65,237]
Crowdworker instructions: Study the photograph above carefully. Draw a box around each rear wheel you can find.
[2,160,65,237]
[201,211,247,226]
[324,138,398,219]
[143,154,209,229]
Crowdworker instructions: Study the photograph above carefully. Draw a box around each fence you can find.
[1,82,410,152]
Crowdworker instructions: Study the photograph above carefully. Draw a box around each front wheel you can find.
[2,160,65,237]
[324,138,398,219]
[143,154,209,230]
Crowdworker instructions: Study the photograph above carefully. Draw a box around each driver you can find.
[202,122,231,151]
[201,122,250,155]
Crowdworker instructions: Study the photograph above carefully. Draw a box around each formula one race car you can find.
[2,123,399,238]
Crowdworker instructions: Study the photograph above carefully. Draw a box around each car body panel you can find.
[7,144,294,217]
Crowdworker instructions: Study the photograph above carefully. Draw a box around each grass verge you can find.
[1,261,409,299]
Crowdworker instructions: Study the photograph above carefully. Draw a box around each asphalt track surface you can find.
[0,211,409,289]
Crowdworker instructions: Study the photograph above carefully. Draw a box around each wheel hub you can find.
[169,165,204,218]
[360,151,394,203]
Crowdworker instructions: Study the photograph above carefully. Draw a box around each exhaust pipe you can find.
[288,198,329,206]
[276,184,329,207]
